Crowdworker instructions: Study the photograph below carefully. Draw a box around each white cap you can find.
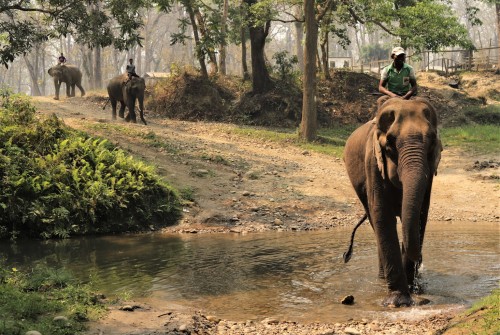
[391,47,405,57]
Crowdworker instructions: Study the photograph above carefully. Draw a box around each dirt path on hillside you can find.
[32,96,499,335]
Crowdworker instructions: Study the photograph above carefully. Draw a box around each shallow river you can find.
[1,221,498,322]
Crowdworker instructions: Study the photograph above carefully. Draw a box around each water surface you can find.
[1,221,498,322]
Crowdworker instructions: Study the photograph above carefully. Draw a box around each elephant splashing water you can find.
[343,96,442,307]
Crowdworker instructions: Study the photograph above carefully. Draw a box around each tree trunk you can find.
[294,5,304,72]
[299,0,318,141]
[240,2,250,80]
[94,45,102,89]
[241,25,250,80]
[137,45,143,75]
[195,8,218,74]
[24,54,42,96]
[186,5,208,79]
[249,22,273,93]
[497,4,500,70]
[219,0,229,75]
[320,28,330,80]
[244,0,272,93]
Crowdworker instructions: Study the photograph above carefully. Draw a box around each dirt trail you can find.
[31,95,499,335]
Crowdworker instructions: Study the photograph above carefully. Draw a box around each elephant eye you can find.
[386,134,396,147]
[384,134,398,158]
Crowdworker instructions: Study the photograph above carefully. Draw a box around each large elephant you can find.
[106,74,147,125]
[48,64,85,100]
[343,96,442,307]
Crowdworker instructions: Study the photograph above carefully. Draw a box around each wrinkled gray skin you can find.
[106,74,147,125]
[343,96,442,307]
[48,64,85,100]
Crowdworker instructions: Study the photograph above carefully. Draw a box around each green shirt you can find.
[381,63,416,96]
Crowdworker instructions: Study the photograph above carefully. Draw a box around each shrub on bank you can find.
[0,93,181,239]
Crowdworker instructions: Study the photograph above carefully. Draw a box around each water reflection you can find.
[0,221,498,322]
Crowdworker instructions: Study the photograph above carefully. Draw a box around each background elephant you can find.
[343,96,442,307]
[48,64,85,100]
[106,74,147,125]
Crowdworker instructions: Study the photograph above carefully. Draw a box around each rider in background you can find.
[126,58,140,80]
[58,53,67,65]
[379,47,417,100]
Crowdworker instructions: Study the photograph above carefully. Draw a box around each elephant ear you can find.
[373,100,398,179]
[417,98,442,176]
[376,95,391,110]
[373,130,386,179]
[431,132,443,176]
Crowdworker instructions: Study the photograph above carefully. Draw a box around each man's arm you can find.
[402,77,417,99]
[378,78,399,98]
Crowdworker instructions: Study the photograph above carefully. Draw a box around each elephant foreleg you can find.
[70,84,76,97]
[66,83,71,97]
[373,217,412,307]
[138,98,146,125]
[54,81,61,100]
[126,98,137,123]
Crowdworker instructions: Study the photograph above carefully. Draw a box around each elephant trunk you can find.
[398,140,429,262]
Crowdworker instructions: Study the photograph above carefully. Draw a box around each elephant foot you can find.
[53,97,59,100]
[410,281,424,294]
[382,291,414,308]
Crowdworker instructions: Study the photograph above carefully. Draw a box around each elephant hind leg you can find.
[139,109,147,125]
[110,100,118,120]
[118,102,126,119]
[77,83,86,97]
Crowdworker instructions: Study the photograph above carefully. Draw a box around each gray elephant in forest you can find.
[48,64,85,100]
[343,96,442,307]
[106,74,147,125]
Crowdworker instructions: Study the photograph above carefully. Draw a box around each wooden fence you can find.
[350,47,499,75]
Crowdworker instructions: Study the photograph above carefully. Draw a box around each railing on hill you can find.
[350,47,499,76]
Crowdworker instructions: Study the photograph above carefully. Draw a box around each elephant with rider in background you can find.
[48,64,85,100]
[106,74,147,125]
[343,96,442,307]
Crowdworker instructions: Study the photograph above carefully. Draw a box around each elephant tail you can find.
[343,213,368,263]
[102,98,110,110]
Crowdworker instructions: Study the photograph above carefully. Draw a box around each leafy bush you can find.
[0,94,181,239]
[272,51,299,83]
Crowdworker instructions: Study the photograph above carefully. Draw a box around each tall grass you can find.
[0,264,105,335]
[440,125,500,154]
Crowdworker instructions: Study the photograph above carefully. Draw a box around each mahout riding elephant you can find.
[106,74,147,125]
[343,96,442,307]
[48,64,85,100]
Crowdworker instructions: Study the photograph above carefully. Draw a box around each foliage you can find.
[337,0,474,53]
[0,264,105,335]
[0,0,144,67]
[272,51,299,82]
[0,93,181,239]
